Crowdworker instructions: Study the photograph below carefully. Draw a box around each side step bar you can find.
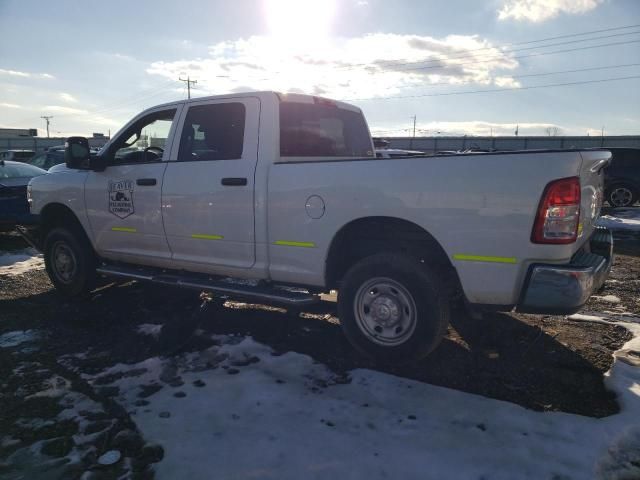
[96,264,320,307]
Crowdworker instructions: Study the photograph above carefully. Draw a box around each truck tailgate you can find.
[578,150,611,243]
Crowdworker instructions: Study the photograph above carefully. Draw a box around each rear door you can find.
[162,96,260,270]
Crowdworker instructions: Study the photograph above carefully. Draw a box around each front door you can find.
[84,106,181,263]
[162,97,260,270]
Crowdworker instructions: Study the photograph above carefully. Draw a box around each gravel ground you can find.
[0,229,638,479]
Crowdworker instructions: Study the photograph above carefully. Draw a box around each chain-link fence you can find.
[385,136,640,153]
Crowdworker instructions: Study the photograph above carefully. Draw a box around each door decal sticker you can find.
[108,180,135,219]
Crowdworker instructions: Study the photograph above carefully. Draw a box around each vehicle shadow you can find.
[0,279,626,418]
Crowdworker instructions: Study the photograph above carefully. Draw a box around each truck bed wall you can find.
[266,151,587,306]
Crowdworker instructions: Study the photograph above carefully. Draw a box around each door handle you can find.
[221,177,248,186]
[136,178,157,186]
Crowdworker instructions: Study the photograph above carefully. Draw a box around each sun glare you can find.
[264,0,336,49]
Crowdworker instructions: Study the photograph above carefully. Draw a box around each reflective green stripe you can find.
[191,234,224,240]
[453,254,517,264]
[111,227,137,233]
[274,240,316,248]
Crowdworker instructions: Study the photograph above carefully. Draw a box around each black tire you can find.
[606,184,638,208]
[337,253,450,364]
[44,226,97,297]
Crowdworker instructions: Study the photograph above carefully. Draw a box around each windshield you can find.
[0,162,46,179]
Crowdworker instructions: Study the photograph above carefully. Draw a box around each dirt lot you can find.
[0,230,638,478]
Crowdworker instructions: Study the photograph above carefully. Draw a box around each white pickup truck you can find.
[22,91,613,363]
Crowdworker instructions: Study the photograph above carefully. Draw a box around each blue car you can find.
[0,160,47,231]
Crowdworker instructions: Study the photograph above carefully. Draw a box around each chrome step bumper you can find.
[517,227,613,315]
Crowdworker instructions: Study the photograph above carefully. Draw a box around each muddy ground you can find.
[0,228,638,479]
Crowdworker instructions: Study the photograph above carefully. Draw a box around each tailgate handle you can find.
[590,158,610,173]
[136,178,157,186]
[221,177,247,186]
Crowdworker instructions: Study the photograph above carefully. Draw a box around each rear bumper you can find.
[516,227,613,315]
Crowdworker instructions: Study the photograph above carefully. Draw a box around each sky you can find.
[0,0,639,138]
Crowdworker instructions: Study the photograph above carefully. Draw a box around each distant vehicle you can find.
[372,137,391,148]
[29,150,65,171]
[602,147,639,207]
[0,150,35,162]
[375,148,425,158]
[0,160,46,231]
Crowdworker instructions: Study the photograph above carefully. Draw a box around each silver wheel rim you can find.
[51,241,77,284]
[610,187,633,207]
[354,277,417,346]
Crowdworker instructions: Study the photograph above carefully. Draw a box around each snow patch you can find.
[592,295,622,304]
[86,321,640,480]
[0,329,42,348]
[0,248,44,276]
[597,208,640,231]
[136,323,163,339]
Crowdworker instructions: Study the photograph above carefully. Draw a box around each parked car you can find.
[0,160,46,231]
[602,147,639,207]
[29,150,65,171]
[23,91,612,363]
[0,149,35,162]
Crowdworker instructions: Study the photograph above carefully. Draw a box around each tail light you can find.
[532,176,581,244]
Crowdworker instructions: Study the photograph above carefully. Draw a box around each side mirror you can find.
[65,137,90,169]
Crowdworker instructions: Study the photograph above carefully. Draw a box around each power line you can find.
[235,25,640,83]
[341,30,640,74]
[348,74,640,102]
[239,34,640,85]
[362,62,640,93]
[376,39,640,75]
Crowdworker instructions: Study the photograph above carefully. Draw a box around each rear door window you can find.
[279,102,373,158]
[178,103,246,162]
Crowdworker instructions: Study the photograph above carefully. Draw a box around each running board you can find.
[96,264,320,307]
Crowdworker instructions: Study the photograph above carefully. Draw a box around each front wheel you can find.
[338,253,450,364]
[44,227,97,297]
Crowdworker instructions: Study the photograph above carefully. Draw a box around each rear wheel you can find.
[44,227,97,297]
[607,184,637,207]
[338,253,450,364]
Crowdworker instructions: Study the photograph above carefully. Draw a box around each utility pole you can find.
[410,115,416,149]
[179,76,197,99]
[41,116,53,138]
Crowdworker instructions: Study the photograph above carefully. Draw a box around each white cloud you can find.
[0,69,55,79]
[59,92,77,103]
[43,105,89,115]
[0,68,31,77]
[0,102,21,109]
[146,33,519,101]
[498,0,604,22]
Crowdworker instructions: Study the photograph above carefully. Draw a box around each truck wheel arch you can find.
[324,216,458,291]
[40,203,93,251]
